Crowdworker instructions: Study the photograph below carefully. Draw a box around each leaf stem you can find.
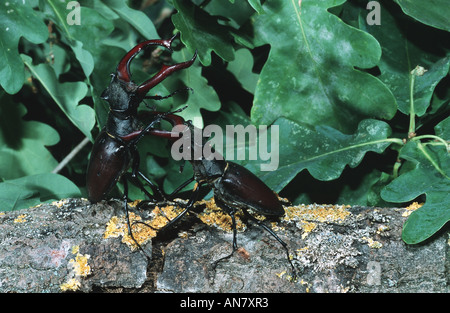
[52,137,91,174]
[416,141,449,179]
[408,66,428,138]
[408,70,416,137]
[412,135,450,153]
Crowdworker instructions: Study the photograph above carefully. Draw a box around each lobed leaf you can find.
[171,0,235,66]
[245,118,395,193]
[365,3,450,118]
[102,0,158,39]
[0,0,48,94]
[0,173,81,211]
[227,49,259,94]
[169,49,221,126]
[0,97,59,180]
[251,0,397,132]
[394,0,450,32]
[41,1,115,77]
[381,141,450,244]
[22,54,95,140]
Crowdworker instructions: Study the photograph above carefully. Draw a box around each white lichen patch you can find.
[52,199,70,208]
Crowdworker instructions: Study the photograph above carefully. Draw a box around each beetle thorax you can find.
[192,158,226,185]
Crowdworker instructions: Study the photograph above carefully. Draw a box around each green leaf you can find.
[169,49,221,126]
[0,173,81,211]
[41,0,114,77]
[71,40,95,77]
[0,97,59,180]
[336,170,392,207]
[0,0,48,94]
[248,0,264,14]
[435,116,450,140]
[249,118,396,192]
[22,54,95,140]
[381,141,450,244]
[227,49,259,94]
[366,3,450,118]
[102,0,158,39]
[394,0,450,32]
[251,0,397,132]
[412,57,450,117]
[171,0,235,66]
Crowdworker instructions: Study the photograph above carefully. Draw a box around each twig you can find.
[52,137,91,174]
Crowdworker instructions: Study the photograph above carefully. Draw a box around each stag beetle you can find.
[86,35,196,252]
[87,34,196,203]
[139,117,298,279]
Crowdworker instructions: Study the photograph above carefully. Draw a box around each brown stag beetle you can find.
[137,116,298,280]
[86,34,196,253]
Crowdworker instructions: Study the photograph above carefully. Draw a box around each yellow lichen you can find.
[296,246,309,255]
[299,221,317,238]
[103,204,185,250]
[271,221,285,232]
[104,216,125,239]
[402,202,423,217]
[284,204,351,224]
[71,245,80,255]
[60,278,81,292]
[69,253,91,277]
[276,270,298,284]
[299,279,311,293]
[362,237,383,249]
[60,245,91,292]
[13,214,27,223]
[197,198,246,232]
[377,225,390,234]
[178,231,189,238]
[52,199,69,208]
[275,270,287,278]
[127,200,141,207]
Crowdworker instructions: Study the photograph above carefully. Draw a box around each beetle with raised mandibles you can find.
[86,35,196,253]
[86,35,196,204]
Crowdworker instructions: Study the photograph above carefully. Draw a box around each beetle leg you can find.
[242,209,298,281]
[127,106,188,145]
[129,145,165,202]
[133,178,202,234]
[166,176,195,200]
[161,180,202,230]
[122,177,151,259]
[211,200,239,269]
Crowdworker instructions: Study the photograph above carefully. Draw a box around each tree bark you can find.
[0,198,448,293]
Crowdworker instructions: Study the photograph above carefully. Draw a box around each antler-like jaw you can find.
[116,35,176,82]
[113,33,197,102]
